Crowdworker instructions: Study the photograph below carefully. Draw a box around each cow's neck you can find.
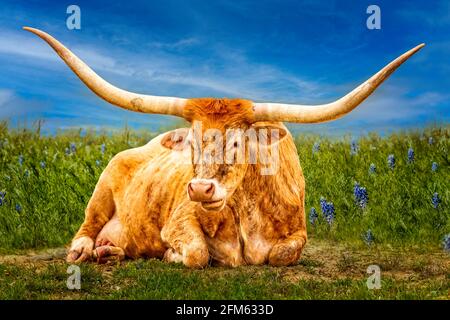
[231,137,303,217]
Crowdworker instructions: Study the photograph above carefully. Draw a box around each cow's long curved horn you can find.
[253,44,425,123]
[23,27,186,117]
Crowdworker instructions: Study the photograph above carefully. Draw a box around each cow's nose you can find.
[188,181,215,202]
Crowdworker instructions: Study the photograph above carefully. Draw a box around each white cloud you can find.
[0,29,324,103]
[0,89,14,106]
[0,32,57,61]
[349,86,448,123]
[1,27,446,136]
[0,88,50,118]
[0,31,131,77]
[149,37,200,50]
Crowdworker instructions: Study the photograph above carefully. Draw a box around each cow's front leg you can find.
[268,229,307,266]
[67,181,115,263]
[161,203,209,268]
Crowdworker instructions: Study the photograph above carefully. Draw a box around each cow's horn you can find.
[253,44,425,123]
[23,27,186,117]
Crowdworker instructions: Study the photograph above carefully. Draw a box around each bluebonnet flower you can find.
[325,211,334,225]
[350,139,359,156]
[15,204,22,212]
[18,154,24,166]
[40,161,46,169]
[95,159,101,167]
[101,143,106,155]
[387,154,395,170]
[432,192,440,209]
[312,142,320,154]
[320,197,327,213]
[309,207,318,225]
[70,142,76,153]
[320,197,335,226]
[0,191,6,206]
[363,229,374,246]
[443,234,450,252]
[353,183,369,209]
[407,147,414,163]
[431,162,438,172]
[369,163,376,174]
[428,137,433,145]
[65,147,70,155]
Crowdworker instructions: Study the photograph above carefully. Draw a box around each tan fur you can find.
[68,98,306,267]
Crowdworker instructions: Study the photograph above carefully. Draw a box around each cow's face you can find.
[161,98,287,211]
[184,98,254,211]
[188,122,250,211]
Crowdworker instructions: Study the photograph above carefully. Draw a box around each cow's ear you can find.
[161,128,191,150]
[250,122,288,146]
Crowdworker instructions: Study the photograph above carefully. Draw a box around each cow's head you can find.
[24,27,424,211]
[161,98,287,211]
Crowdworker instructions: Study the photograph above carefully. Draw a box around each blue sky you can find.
[0,0,448,136]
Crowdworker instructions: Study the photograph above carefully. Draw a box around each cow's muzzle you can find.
[187,179,226,211]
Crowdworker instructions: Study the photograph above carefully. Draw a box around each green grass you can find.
[0,122,448,300]
[0,245,448,299]
[0,122,448,251]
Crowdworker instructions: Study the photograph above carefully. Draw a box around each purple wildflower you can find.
[387,154,395,170]
[312,142,320,154]
[432,192,440,209]
[350,139,359,156]
[320,197,335,226]
[354,183,369,209]
[407,147,414,163]
[0,192,6,206]
[363,229,374,246]
[309,207,318,225]
[443,234,450,252]
[432,162,438,172]
[70,142,76,153]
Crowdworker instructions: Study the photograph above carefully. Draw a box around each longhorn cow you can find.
[24,27,423,267]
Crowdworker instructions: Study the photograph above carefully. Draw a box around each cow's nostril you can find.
[205,183,215,196]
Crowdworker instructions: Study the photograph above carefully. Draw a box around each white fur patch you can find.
[164,248,183,263]
[70,236,94,253]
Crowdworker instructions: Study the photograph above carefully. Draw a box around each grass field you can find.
[0,122,448,299]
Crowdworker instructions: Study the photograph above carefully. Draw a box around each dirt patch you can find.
[0,247,67,264]
[0,239,448,282]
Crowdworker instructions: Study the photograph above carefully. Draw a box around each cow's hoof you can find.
[95,238,113,247]
[67,236,94,263]
[93,245,125,264]
[268,241,301,267]
[163,248,183,264]
[183,244,210,268]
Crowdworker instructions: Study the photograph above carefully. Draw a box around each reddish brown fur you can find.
[67,98,306,268]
